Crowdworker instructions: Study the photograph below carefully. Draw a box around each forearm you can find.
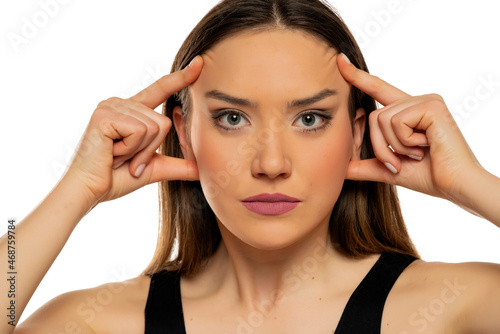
[0,175,94,331]
[454,166,500,228]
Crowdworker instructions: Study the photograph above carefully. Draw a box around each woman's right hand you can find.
[65,56,203,208]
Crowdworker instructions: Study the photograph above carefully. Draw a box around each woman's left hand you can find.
[337,53,482,204]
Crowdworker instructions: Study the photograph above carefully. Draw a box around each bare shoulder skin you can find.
[383,259,500,334]
[14,258,500,334]
[14,275,151,334]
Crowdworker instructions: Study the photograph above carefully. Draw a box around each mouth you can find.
[242,193,301,215]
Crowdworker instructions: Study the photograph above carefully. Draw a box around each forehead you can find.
[191,29,349,104]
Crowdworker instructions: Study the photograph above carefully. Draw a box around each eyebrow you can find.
[289,89,338,108]
[205,88,338,109]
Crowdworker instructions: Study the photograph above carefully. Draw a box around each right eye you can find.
[213,110,250,131]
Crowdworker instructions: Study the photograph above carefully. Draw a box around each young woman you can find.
[3,0,500,333]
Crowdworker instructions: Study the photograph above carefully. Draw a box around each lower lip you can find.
[242,202,300,215]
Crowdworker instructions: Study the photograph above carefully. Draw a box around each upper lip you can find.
[242,193,300,202]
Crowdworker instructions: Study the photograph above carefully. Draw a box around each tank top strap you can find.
[144,253,416,333]
[144,270,186,334]
[334,252,417,334]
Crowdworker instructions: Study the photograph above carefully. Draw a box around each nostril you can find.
[253,153,292,180]
[249,133,292,179]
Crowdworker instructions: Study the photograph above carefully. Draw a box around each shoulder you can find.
[383,257,500,333]
[15,275,152,334]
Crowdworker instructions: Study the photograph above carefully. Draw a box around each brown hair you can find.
[143,0,419,277]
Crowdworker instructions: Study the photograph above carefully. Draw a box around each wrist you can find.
[452,165,500,226]
[56,171,101,217]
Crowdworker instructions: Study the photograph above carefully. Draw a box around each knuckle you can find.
[423,94,446,110]
[390,115,398,128]
[105,96,125,107]
[128,122,148,139]
[137,122,148,135]
[390,113,404,129]
[91,108,115,129]
[96,100,107,108]
[95,97,125,114]
[368,110,379,124]
[377,110,391,124]
[427,93,444,102]
[148,122,160,137]
[93,104,112,117]
[160,116,172,130]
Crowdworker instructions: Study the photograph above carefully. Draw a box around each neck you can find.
[206,220,347,311]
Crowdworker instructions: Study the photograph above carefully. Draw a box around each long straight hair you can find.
[143,0,419,277]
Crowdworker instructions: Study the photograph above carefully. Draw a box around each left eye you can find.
[294,113,323,128]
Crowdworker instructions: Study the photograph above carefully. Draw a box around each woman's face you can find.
[175,29,365,250]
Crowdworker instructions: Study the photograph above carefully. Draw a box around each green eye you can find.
[299,114,318,127]
[295,113,325,128]
[212,110,250,131]
[225,113,243,126]
[293,112,333,132]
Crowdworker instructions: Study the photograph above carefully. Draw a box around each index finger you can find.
[337,53,410,106]
[130,55,204,109]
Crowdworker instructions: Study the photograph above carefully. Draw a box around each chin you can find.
[218,215,324,252]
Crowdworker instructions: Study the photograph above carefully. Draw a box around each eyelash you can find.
[295,111,333,133]
[211,109,333,133]
[211,110,249,132]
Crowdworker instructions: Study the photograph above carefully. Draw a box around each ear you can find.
[351,108,366,160]
[173,106,196,161]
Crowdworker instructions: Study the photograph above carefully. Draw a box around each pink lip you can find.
[242,193,300,215]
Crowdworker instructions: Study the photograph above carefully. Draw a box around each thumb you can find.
[346,158,396,184]
[142,153,200,184]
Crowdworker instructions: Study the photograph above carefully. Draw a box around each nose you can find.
[251,130,292,180]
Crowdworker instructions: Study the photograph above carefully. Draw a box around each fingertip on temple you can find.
[336,52,356,84]
[184,55,204,83]
[341,53,351,65]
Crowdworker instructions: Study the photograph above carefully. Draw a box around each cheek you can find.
[296,124,354,208]
[314,133,352,180]
[190,120,244,201]
[316,141,350,194]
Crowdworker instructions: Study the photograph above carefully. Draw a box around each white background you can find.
[1,0,499,323]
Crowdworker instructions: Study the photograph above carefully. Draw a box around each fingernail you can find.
[408,154,423,161]
[342,53,351,65]
[113,161,124,169]
[135,164,146,178]
[384,162,398,174]
[186,56,197,69]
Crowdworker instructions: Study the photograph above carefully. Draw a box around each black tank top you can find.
[144,252,416,334]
